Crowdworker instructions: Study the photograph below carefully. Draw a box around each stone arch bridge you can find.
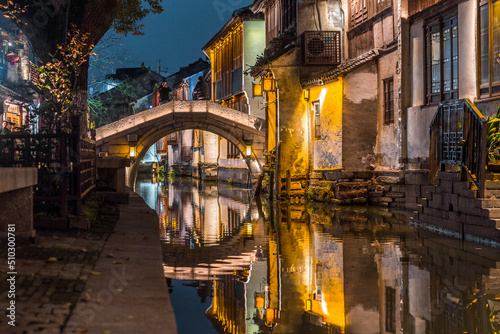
[95,100,266,189]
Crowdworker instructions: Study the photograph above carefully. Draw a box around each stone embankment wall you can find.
[307,169,405,206]
[409,171,500,243]
[306,167,500,243]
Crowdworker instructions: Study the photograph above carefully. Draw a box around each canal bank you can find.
[65,191,177,333]
[0,190,177,333]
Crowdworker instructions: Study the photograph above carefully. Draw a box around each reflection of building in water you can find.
[147,177,500,334]
[261,205,500,334]
[159,181,251,248]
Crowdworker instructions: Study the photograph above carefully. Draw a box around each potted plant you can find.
[487,106,500,172]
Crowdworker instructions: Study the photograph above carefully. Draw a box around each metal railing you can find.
[0,123,96,217]
[429,98,487,197]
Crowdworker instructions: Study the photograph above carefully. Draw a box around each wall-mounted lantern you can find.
[253,82,263,97]
[305,299,312,311]
[262,75,276,92]
[303,88,310,101]
[246,145,252,157]
[129,146,136,158]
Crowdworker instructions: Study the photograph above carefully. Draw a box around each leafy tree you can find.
[0,0,163,124]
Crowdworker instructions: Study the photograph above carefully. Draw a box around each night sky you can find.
[109,0,253,77]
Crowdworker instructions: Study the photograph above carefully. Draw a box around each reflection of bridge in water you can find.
[162,212,267,280]
[153,180,267,280]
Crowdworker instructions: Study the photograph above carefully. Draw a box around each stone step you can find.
[476,198,500,209]
[486,190,500,198]
[486,181,500,190]
[495,219,500,230]
[484,208,500,219]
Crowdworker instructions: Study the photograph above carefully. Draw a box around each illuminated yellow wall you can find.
[308,79,343,170]
[266,90,277,152]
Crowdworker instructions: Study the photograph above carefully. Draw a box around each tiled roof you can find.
[301,49,380,88]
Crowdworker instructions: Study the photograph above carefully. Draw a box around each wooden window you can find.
[426,15,458,104]
[213,27,243,100]
[266,1,279,42]
[227,141,239,159]
[265,0,297,43]
[479,0,500,97]
[281,0,297,33]
[384,77,394,124]
[349,0,392,27]
[312,101,321,140]
[385,287,396,333]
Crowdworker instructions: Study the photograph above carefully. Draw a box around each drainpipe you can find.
[275,79,280,200]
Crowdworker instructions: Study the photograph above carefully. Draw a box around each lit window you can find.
[479,0,500,97]
[312,101,321,140]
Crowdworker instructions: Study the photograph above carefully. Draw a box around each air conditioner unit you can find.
[302,31,341,65]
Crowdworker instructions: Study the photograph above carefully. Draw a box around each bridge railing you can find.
[0,120,96,218]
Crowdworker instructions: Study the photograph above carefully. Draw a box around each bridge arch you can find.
[95,101,266,189]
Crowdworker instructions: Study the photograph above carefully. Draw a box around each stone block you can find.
[429,193,442,209]
[342,171,354,179]
[405,173,416,185]
[437,179,453,194]
[0,167,37,193]
[337,188,368,199]
[368,191,384,198]
[421,186,436,196]
[415,173,430,185]
[339,181,371,190]
[376,176,402,184]
[437,171,462,181]
[391,186,406,193]
[466,215,495,227]
[352,197,367,204]
[458,196,485,216]
[406,202,419,210]
[353,171,373,179]
[405,185,421,198]
[0,187,35,238]
[386,192,405,198]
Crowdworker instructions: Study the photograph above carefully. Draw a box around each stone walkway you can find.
[0,192,177,333]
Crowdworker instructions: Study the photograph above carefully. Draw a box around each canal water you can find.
[136,177,500,334]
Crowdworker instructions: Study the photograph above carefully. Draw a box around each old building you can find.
[249,0,347,198]
[91,65,164,127]
[0,16,38,132]
[202,5,266,186]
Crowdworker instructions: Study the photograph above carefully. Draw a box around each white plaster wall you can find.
[382,15,395,46]
[407,105,437,159]
[344,72,378,103]
[244,20,266,119]
[411,20,425,107]
[378,52,401,168]
[458,0,477,99]
[374,21,384,49]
